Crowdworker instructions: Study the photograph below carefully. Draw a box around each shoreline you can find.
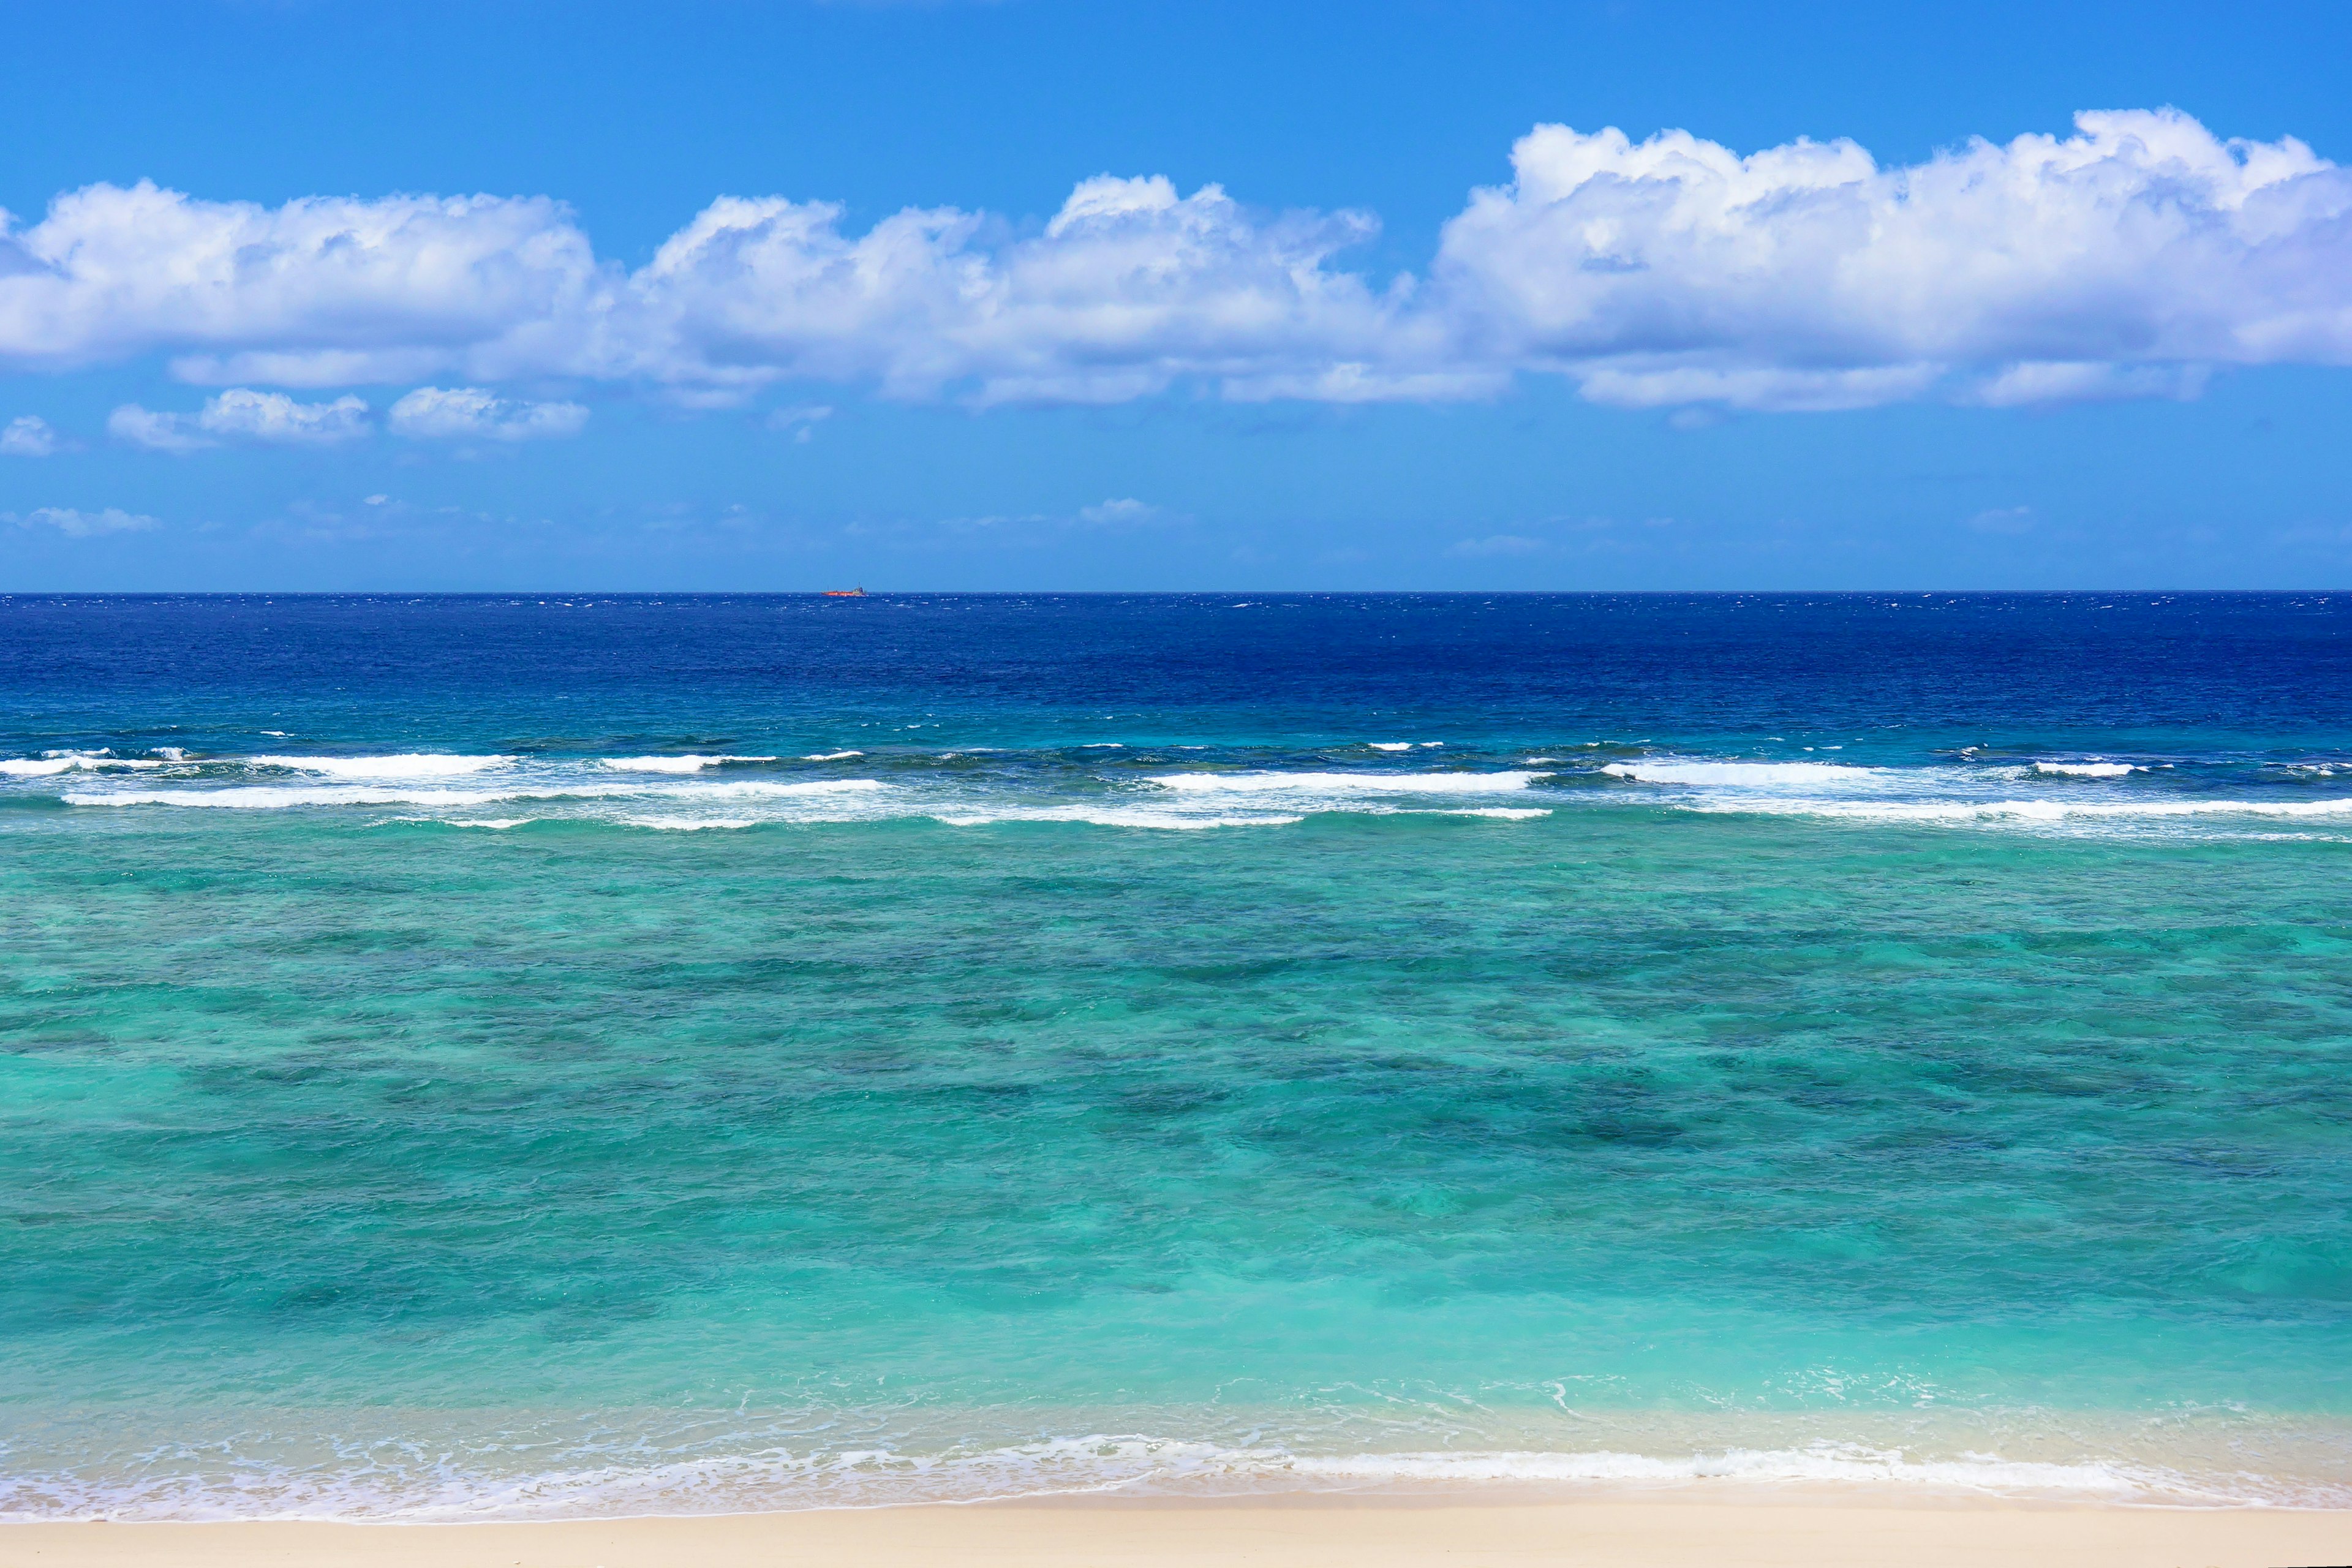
[4,1494,2350,1567]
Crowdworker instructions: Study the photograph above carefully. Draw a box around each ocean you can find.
[3,591,2349,1517]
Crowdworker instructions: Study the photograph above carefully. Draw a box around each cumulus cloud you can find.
[387,385,589,440]
[1,414,56,456]
[3,110,2350,412]
[13,506,159,536]
[0,184,606,386]
[110,388,369,451]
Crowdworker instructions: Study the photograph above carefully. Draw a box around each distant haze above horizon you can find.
[4,1,2351,592]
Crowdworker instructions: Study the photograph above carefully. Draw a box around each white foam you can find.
[601,755,775,774]
[931,806,1305,831]
[0,1434,2270,1523]
[1147,771,1539,795]
[64,780,887,811]
[1,753,165,775]
[249,754,512,779]
[1604,761,1892,790]
[802,751,865,761]
[1689,796,2352,824]
[1282,1445,2160,1494]
[1427,807,1551,820]
[2031,761,2141,777]
[1368,743,1413,752]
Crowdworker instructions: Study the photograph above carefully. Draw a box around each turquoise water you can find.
[2,594,2350,1514]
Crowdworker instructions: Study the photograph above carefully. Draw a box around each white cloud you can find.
[1076,497,1163,527]
[107,404,209,453]
[0,184,607,386]
[766,402,832,442]
[1968,505,2037,535]
[4,110,2350,412]
[1431,109,2352,410]
[1449,533,1548,557]
[15,506,158,536]
[631,176,1400,405]
[110,388,369,451]
[387,385,589,440]
[1962,361,2211,407]
[1,414,56,456]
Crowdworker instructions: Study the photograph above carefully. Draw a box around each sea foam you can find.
[63,779,887,810]
[0,1432,2290,1522]
[0,752,167,775]
[1602,760,1891,790]
[2031,761,2141,777]
[602,755,777,773]
[249,754,513,778]
[1147,771,1538,794]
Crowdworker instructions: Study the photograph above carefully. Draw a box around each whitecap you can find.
[1147,771,1539,795]
[802,751,865,761]
[601,755,776,774]
[931,806,1303,831]
[1686,796,2352,824]
[249,754,513,779]
[64,779,888,811]
[1,753,165,775]
[1603,760,1891,790]
[2031,761,2140,777]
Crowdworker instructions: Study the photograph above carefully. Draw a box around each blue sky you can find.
[4,0,2351,590]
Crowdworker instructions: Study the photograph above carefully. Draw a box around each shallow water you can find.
[3,593,2349,1515]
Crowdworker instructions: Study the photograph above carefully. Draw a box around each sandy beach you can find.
[4,1496,2350,1568]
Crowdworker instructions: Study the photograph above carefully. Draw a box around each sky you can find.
[4,0,2351,592]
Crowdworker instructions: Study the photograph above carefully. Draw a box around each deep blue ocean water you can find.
[3,592,2350,1515]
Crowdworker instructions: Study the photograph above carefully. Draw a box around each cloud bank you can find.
[3,110,2348,413]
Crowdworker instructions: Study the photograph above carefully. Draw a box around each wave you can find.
[0,1432,2298,1522]
[62,780,888,811]
[1147,771,1537,795]
[249,754,513,779]
[802,751,865,761]
[0,753,167,775]
[1603,761,1891,790]
[1687,796,2352,824]
[2032,761,2141,777]
[601,755,777,773]
[931,806,1306,831]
